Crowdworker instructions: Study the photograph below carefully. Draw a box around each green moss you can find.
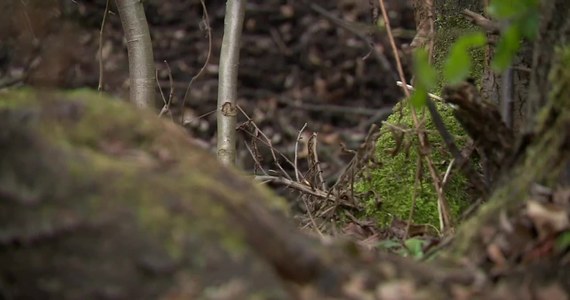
[357,102,471,229]
[433,11,486,88]
[0,89,282,258]
[68,92,158,149]
[0,88,297,297]
[0,88,38,108]
[356,4,486,230]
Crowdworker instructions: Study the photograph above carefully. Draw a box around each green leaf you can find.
[455,32,487,49]
[413,49,437,89]
[518,13,539,39]
[487,0,522,19]
[443,32,486,85]
[404,238,425,259]
[487,0,539,43]
[444,47,471,85]
[491,25,520,71]
[487,0,538,19]
[377,240,401,250]
[410,86,427,109]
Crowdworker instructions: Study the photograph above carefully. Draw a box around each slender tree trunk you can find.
[216,0,246,165]
[115,0,155,109]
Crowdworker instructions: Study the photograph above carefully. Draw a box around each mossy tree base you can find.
[357,101,471,230]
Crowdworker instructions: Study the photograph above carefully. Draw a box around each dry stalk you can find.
[237,106,294,180]
[157,60,174,120]
[97,0,111,92]
[294,123,308,183]
[180,0,212,124]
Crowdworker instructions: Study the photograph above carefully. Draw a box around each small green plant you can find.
[404,238,427,259]
[377,238,428,259]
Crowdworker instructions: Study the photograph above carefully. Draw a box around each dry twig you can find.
[157,60,174,120]
[462,9,500,34]
[294,123,308,183]
[308,2,396,80]
[180,0,212,123]
[97,0,111,92]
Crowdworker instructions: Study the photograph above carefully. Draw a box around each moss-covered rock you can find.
[357,101,471,230]
[0,89,296,299]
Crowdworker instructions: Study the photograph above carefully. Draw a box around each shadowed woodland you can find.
[1,0,570,299]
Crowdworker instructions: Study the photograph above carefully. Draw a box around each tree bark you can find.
[527,0,570,127]
[431,0,483,76]
[115,0,155,109]
[216,0,246,166]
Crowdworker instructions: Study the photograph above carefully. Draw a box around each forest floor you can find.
[1,0,418,248]
[3,3,570,297]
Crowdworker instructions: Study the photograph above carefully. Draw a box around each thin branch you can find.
[396,81,443,101]
[255,175,335,201]
[308,132,326,191]
[157,60,174,120]
[97,0,111,92]
[301,196,325,239]
[18,0,38,43]
[294,124,308,183]
[462,9,500,34]
[237,106,294,180]
[180,0,212,124]
[309,2,396,80]
[441,159,455,189]
[243,138,268,176]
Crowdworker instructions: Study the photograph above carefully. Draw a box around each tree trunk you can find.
[527,0,570,126]
[115,0,155,109]
[427,0,534,132]
[432,0,483,68]
[216,0,246,166]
